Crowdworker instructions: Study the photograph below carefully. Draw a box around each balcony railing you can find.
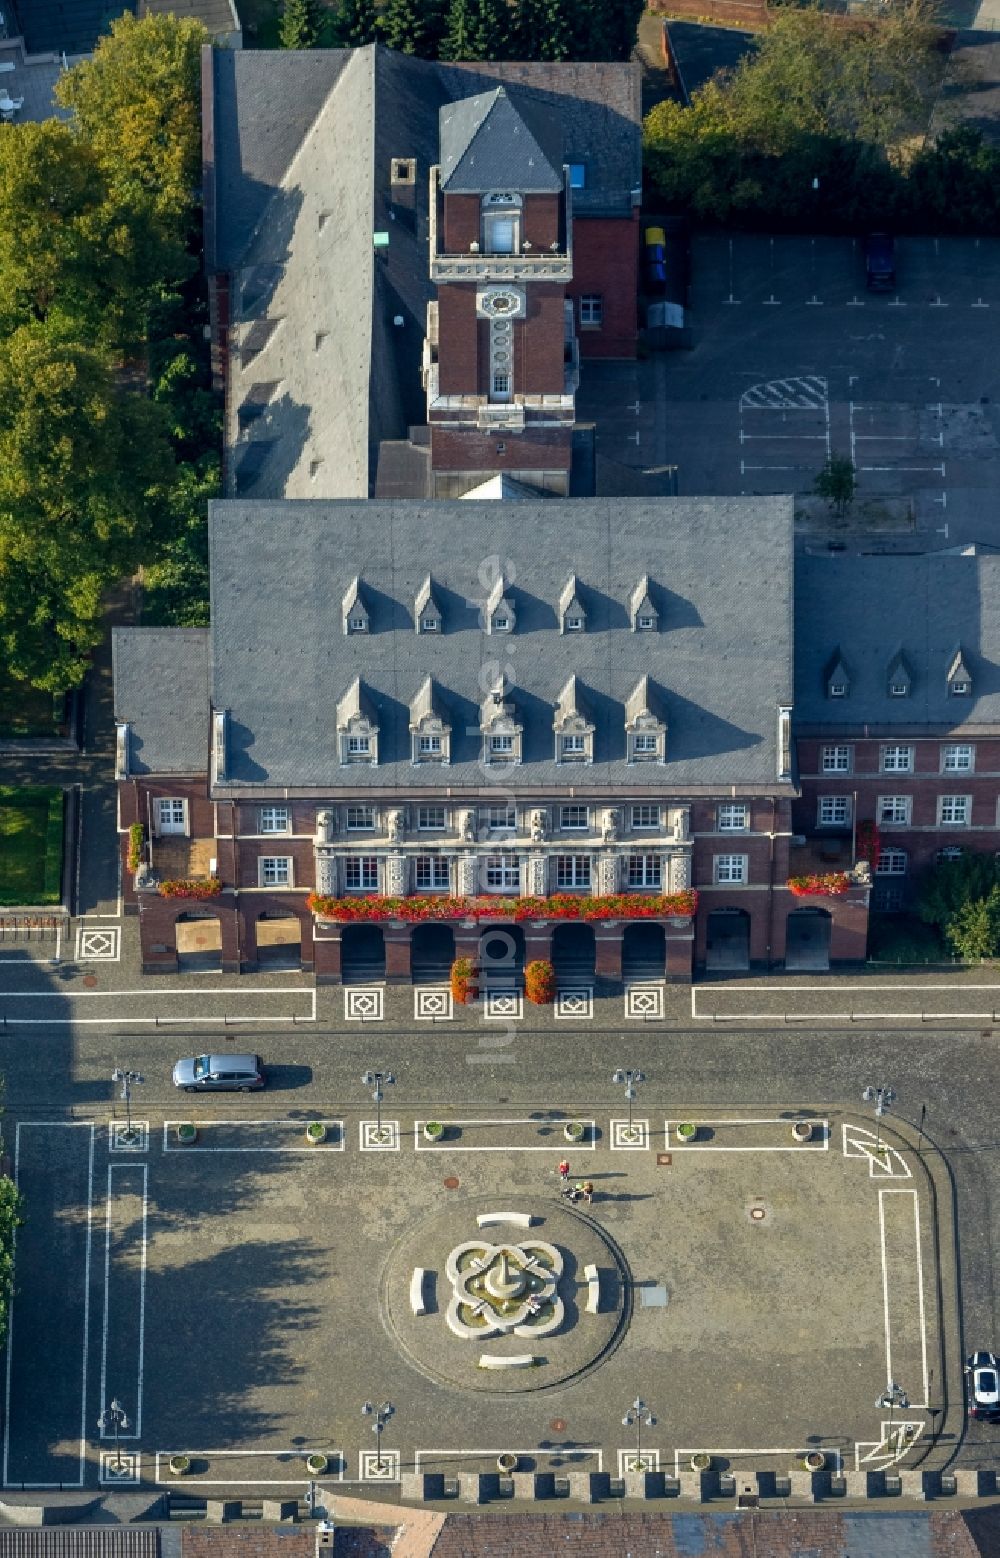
[428,165,573,285]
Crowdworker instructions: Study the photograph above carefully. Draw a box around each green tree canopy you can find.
[334,0,379,46]
[280,0,325,47]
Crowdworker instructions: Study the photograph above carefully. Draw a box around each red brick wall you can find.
[437,286,479,395]
[431,425,572,472]
[443,193,480,252]
[516,283,567,395]
[568,216,639,360]
[524,193,560,250]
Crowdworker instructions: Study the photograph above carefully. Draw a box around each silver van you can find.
[172,1054,265,1092]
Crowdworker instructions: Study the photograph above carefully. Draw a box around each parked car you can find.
[966,1351,1000,1419]
[172,1054,266,1092]
[864,232,896,293]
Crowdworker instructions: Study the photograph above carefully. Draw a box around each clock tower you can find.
[422,86,579,498]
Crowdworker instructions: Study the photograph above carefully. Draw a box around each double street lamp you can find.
[98,1398,129,1474]
[361,1399,394,1471]
[612,1067,646,1143]
[112,1068,143,1144]
[862,1083,896,1155]
[362,1070,395,1144]
[622,1396,655,1473]
[876,1380,909,1453]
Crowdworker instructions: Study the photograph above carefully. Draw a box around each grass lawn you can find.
[0,676,66,740]
[0,788,64,906]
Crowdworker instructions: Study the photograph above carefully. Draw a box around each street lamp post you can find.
[876,1380,909,1453]
[362,1070,395,1144]
[612,1067,646,1142]
[862,1084,896,1155]
[112,1068,144,1143]
[98,1398,129,1474]
[361,1399,394,1471]
[622,1396,654,1472]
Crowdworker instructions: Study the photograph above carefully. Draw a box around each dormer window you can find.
[634,734,658,754]
[629,576,659,633]
[830,681,847,699]
[485,573,516,635]
[625,675,667,764]
[494,615,510,631]
[342,577,370,636]
[824,650,851,701]
[565,615,584,631]
[347,735,370,756]
[559,575,587,634]
[637,615,655,631]
[415,575,443,635]
[553,675,595,765]
[948,648,972,697]
[952,679,971,696]
[419,735,441,755]
[409,676,451,765]
[348,615,367,633]
[889,682,908,698]
[886,649,912,699]
[481,676,522,766]
[337,678,379,766]
[421,616,439,633]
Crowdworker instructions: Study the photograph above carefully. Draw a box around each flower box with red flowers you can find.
[856,820,881,870]
[307,890,698,923]
[786,873,851,898]
[158,878,223,900]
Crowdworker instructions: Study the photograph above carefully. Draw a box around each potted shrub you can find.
[176,1123,198,1146]
[525,959,556,1005]
[691,1452,712,1471]
[802,1451,826,1471]
[676,1122,698,1142]
[305,1452,328,1475]
[451,956,478,1005]
[424,1120,445,1142]
[305,1121,328,1145]
[168,1454,190,1476]
[496,1452,518,1474]
[564,1120,586,1143]
[791,1120,813,1143]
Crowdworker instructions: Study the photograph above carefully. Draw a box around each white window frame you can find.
[417,805,447,831]
[347,615,367,634]
[878,795,912,826]
[259,856,292,888]
[818,795,851,826]
[559,732,588,762]
[714,853,748,885]
[483,805,516,834]
[418,735,442,756]
[347,734,371,757]
[633,734,658,756]
[484,853,520,891]
[630,804,661,830]
[889,681,909,698]
[942,743,974,773]
[626,853,661,889]
[564,614,585,632]
[560,805,589,831]
[881,744,914,773]
[636,615,656,633]
[579,293,603,326]
[420,615,440,633]
[821,745,852,773]
[554,854,591,889]
[344,856,378,891]
[258,805,290,835]
[414,855,450,891]
[346,805,375,831]
[828,681,848,699]
[950,679,971,697]
[718,803,749,832]
[938,794,971,826]
[156,797,188,836]
[877,849,908,875]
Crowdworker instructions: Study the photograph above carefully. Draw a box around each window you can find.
[414,855,450,890]
[420,616,439,633]
[951,680,971,696]
[492,372,511,397]
[485,215,516,254]
[881,745,913,773]
[483,805,516,833]
[493,616,511,633]
[714,854,748,884]
[260,856,291,887]
[348,615,367,633]
[889,681,908,698]
[346,805,375,830]
[718,803,749,832]
[877,849,908,875]
[568,162,586,188]
[560,805,588,831]
[345,856,378,890]
[156,798,186,835]
[878,795,911,826]
[939,845,964,863]
[942,743,974,772]
[579,294,603,326]
[630,804,661,829]
[259,806,289,834]
[829,682,847,699]
[560,733,587,760]
[565,615,584,632]
[939,794,971,826]
[636,615,656,632]
[873,882,905,912]
[626,853,661,888]
[347,735,370,756]
[484,853,519,890]
[818,795,851,826]
[418,735,442,755]
[555,855,591,889]
[634,734,658,754]
[822,745,852,773]
[490,733,514,755]
[418,805,447,831]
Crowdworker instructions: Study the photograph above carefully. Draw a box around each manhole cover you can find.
[443,1176,460,1190]
[550,1418,567,1432]
[83,975,98,989]
[656,1152,672,1166]
[749,1206,766,1222]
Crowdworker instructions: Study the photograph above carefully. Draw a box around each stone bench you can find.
[478,1353,534,1369]
[477,1211,533,1229]
[409,1266,428,1316]
[583,1263,601,1314]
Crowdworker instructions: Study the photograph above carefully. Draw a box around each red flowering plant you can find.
[307,891,698,923]
[786,872,851,897]
[525,959,557,1005]
[159,878,223,899]
[856,820,881,871]
[450,956,478,1005]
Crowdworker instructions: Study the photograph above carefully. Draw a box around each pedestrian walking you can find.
[581,1181,594,1204]
[558,1159,570,1182]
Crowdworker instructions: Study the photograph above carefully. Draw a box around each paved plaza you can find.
[1,1103,960,1497]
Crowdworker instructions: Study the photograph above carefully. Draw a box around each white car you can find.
[966,1352,1000,1419]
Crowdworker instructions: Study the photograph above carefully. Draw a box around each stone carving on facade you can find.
[387,808,406,842]
[602,807,620,843]
[459,808,476,843]
[527,854,547,897]
[668,852,692,893]
[314,850,338,897]
[457,852,478,897]
[386,853,408,897]
[530,808,548,842]
[315,809,336,843]
[672,805,691,842]
[852,859,872,886]
[597,852,619,895]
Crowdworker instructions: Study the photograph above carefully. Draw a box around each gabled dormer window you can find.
[625,675,667,764]
[886,650,912,699]
[336,678,379,766]
[824,650,850,700]
[485,573,516,635]
[553,675,595,765]
[409,677,451,766]
[947,648,972,697]
[481,677,522,766]
[342,577,369,635]
[559,576,587,634]
[629,575,658,633]
[415,575,443,635]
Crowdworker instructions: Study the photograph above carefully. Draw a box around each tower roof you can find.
[439,85,563,194]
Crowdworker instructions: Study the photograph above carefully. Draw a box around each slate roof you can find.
[201,495,793,793]
[140,0,239,37]
[439,85,564,193]
[112,628,209,776]
[795,553,1000,729]
[205,45,641,502]
[11,0,237,53]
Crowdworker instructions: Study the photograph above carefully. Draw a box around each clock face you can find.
[478,286,524,319]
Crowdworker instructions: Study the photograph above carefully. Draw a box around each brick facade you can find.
[567,214,640,360]
[430,426,572,473]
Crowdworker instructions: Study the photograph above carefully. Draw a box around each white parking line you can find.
[153,1448,344,1486]
[0,986,317,1025]
[879,1188,929,1406]
[415,1446,604,1471]
[665,1117,829,1152]
[99,1162,147,1440]
[413,1118,596,1152]
[674,1446,842,1474]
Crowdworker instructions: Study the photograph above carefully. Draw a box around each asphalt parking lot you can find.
[581,235,1000,550]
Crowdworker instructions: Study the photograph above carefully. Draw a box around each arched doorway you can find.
[552,922,595,985]
[341,924,386,984]
[175,911,222,973]
[706,908,750,972]
[411,923,455,984]
[622,922,665,982]
[255,910,302,969]
[478,923,524,988]
[786,907,832,971]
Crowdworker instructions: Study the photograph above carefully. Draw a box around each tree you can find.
[381,0,448,55]
[334,0,379,46]
[919,850,1000,932]
[280,0,324,47]
[575,0,643,60]
[514,0,574,60]
[814,453,856,517]
[945,887,1000,961]
[440,0,509,59]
